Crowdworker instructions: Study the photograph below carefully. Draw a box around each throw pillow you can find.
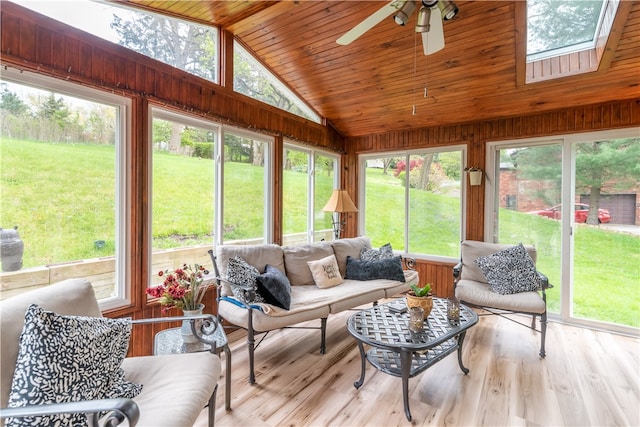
[307,254,344,289]
[360,243,394,261]
[256,264,292,310]
[226,256,265,304]
[474,243,541,295]
[7,304,142,427]
[345,255,406,282]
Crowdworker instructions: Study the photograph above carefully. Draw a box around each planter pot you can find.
[405,294,433,319]
[181,303,205,344]
[469,170,482,186]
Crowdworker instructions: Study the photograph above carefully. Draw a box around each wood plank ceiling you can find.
[119,1,640,138]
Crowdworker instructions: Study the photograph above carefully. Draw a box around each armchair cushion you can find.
[474,243,541,295]
[7,304,142,427]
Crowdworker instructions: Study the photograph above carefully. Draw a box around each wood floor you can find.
[196,303,640,427]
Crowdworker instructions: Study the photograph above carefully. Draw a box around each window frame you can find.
[1,66,132,310]
[358,145,467,262]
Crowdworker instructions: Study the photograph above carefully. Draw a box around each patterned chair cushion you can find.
[474,243,541,295]
[7,304,142,427]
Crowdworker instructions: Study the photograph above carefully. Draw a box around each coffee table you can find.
[346,297,478,421]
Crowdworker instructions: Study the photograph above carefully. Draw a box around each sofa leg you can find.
[539,311,547,358]
[247,309,256,384]
[320,317,327,354]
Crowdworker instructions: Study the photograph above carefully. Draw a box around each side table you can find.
[154,326,232,411]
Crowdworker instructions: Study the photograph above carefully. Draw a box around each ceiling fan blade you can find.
[336,0,404,46]
[421,6,445,55]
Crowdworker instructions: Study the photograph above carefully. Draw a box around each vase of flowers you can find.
[180,303,205,344]
[146,263,212,343]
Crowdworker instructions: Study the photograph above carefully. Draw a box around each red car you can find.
[529,203,611,223]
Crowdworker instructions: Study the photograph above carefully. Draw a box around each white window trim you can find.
[359,145,466,262]
[2,66,132,310]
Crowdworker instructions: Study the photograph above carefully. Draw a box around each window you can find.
[0,68,130,308]
[150,108,217,279]
[360,148,464,259]
[222,129,272,243]
[282,145,338,245]
[487,129,640,334]
[523,0,619,83]
[15,0,218,84]
[233,41,321,124]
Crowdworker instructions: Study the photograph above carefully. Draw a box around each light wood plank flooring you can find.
[196,304,640,426]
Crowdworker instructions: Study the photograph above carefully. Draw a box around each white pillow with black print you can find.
[474,243,541,295]
[360,243,393,262]
[307,254,344,289]
[226,256,265,303]
[7,304,142,427]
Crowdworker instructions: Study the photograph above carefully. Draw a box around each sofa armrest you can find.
[453,261,462,280]
[402,256,417,270]
[131,314,220,352]
[0,398,139,426]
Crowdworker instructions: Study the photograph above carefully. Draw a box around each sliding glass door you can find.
[487,130,639,333]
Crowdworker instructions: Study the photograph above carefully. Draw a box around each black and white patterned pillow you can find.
[360,243,393,261]
[7,304,142,427]
[226,256,265,303]
[474,243,541,295]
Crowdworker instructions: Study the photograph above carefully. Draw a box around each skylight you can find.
[527,0,606,62]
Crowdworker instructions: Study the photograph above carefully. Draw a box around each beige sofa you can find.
[210,236,419,384]
[0,278,221,427]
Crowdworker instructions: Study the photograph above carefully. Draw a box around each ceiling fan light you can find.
[438,0,458,20]
[393,0,416,26]
[415,6,431,33]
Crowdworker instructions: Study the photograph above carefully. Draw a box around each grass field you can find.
[1,138,638,327]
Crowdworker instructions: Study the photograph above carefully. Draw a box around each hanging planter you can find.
[465,167,484,186]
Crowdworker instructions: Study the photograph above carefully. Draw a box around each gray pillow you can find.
[7,304,142,427]
[226,256,265,303]
[345,255,405,282]
[474,243,541,295]
[256,264,291,310]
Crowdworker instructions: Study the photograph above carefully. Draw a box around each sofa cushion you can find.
[307,254,344,289]
[7,304,141,427]
[283,242,334,286]
[256,264,292,310]
[345,255,406,282]
[215,244,285,296]
[226,256,265,303]
[360,242,393,261]
[330,236,371,277]
[474,243,541,295]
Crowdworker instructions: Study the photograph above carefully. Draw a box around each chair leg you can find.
[320,317,327,354]
[539,311,547,358]
[208,384,218,427]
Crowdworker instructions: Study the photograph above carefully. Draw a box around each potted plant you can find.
[406,283,433,319]
[464,166,484,186]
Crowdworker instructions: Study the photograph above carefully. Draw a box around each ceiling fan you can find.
[336,0,459,55]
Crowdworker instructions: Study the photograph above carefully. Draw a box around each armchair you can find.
[453,240,552,358]
[0,278,222,427]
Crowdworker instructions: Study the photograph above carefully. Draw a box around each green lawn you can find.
[2,138,638,327]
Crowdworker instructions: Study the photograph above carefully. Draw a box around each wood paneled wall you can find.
[343,100,640,297]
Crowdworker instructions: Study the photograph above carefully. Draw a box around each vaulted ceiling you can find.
[119,1,640,138]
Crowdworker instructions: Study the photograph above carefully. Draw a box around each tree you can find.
[0,85,29,116]
[38,93,70,128]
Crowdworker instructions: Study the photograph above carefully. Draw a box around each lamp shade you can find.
[322,189,358,213]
